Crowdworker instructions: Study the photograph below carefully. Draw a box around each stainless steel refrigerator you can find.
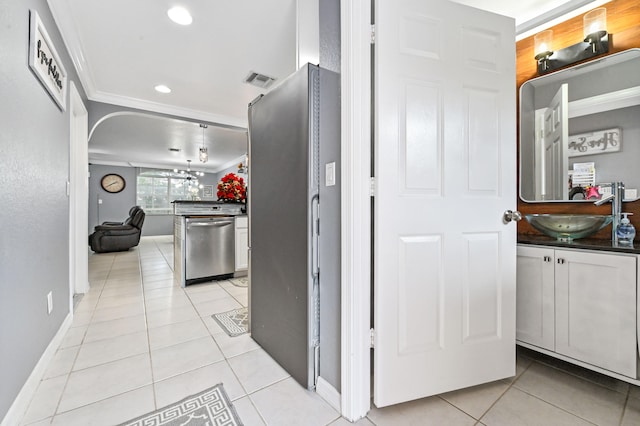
[248,63,341,390]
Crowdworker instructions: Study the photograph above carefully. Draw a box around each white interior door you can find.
[543,84,568,200]
[374,0,517,407]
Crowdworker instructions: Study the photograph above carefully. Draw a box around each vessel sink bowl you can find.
[525,214,613,241]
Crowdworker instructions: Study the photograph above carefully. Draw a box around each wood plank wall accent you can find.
[516,0,640,239]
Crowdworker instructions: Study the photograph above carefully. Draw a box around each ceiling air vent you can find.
[243,71,276,88]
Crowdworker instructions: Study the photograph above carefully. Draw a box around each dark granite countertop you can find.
[518,235,640,254]
[173,200,227,204]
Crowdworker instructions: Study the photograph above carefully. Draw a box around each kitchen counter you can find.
[518,235,640,254]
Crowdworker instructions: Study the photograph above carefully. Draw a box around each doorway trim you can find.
[69,80,89,312]
[340,0,372,421]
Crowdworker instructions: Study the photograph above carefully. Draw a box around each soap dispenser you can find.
[616,213,636,245]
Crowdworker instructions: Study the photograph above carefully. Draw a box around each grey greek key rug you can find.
[213,307,249,337]
[118,383,242,426]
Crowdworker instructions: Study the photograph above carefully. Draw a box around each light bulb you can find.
[584,8,606,39]
[534,30,553,58]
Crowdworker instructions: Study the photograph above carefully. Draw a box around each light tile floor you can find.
[19,236,640,425]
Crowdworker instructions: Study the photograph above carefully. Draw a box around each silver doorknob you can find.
[503,210,522,223]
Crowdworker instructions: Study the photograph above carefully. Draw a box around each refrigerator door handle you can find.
[311,194,320,278]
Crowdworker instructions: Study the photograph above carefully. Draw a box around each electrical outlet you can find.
[47,291,53,314]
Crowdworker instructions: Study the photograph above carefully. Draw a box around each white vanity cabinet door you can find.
[516,246,556,351]
[235,216,248,271]
[555,249,637,378]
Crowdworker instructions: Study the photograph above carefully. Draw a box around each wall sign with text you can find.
[568,128,621,157]
[28,10,68,111]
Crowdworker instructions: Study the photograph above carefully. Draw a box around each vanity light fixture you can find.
[534,7,609,75]
[167,6,192,25]
[198,124,208,163]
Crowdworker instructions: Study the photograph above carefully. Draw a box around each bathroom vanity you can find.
[516,238,640,383]
[515,48,640,384]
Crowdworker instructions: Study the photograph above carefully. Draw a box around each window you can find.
[136,168,201,214]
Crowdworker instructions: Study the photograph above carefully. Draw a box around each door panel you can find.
[374,0,516,407]
[462,233,500,343]
[543,84,568,200]
[397,235,444,355]
[401,82,442,194]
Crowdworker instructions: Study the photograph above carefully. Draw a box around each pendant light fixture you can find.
[199,124,208,163]
[173,159,204,186]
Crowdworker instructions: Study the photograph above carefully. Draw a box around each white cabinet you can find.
[235,216,248,272]
[516,246,555,351]
[555,249,637,378]
[517,245,638,379]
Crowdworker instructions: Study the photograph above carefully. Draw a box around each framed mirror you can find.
[519,48,640,202]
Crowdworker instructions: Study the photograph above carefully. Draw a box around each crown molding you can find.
[47,0,96,95]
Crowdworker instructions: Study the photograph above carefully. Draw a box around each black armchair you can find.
[101,206,140,226]
[89,206,145,253]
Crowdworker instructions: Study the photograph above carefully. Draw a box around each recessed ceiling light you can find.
[154,84,171,94]
[167,7,192,25]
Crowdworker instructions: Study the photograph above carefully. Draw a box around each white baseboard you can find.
[316,376,341,413]
[1,313,73,426]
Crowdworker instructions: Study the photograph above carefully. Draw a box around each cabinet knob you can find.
[557,258,565,264]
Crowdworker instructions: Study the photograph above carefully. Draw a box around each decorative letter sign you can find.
[28,10,68,111]
[568,128,621,157]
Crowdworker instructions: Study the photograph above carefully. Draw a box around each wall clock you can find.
[100,173,126,193]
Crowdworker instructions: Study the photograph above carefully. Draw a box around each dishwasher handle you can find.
[187,220,233,228]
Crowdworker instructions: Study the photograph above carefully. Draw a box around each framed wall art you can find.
[28,10,68,111]
[568,128,621,157]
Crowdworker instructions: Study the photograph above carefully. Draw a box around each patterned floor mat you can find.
[212,307,248,337]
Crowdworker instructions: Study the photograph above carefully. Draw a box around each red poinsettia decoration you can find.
[217,173,246,202]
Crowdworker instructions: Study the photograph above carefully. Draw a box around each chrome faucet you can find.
[594,182,624,243]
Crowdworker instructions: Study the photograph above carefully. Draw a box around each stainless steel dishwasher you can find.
[185,216,235,283]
